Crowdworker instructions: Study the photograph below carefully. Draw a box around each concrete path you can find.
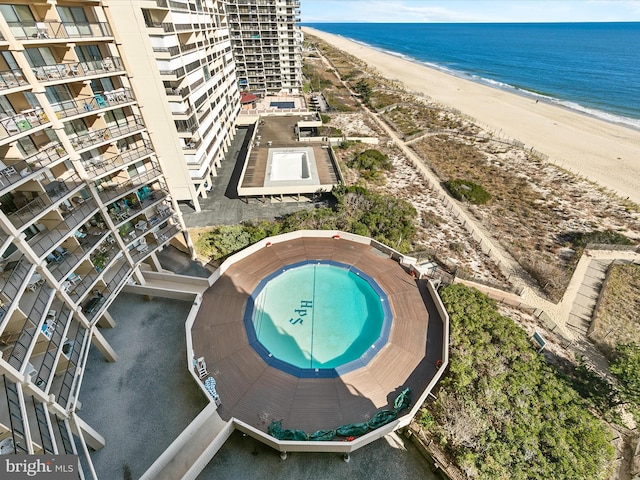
[141,404,231,480]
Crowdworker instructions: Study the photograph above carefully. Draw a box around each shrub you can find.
[320,114,331,124]
[427,284,615,479]
[610,343,640,404]
[564,230,634,248]
[444,179,491,205]
[348,149,392,180]
[195,224,251,261]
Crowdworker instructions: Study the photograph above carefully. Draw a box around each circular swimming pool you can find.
[244,261,392,377]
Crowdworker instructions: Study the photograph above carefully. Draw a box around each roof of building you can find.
[240,92,258,104]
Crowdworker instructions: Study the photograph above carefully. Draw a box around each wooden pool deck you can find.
[191,237,442,433]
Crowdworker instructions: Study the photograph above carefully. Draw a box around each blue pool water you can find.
[245,261,392,377]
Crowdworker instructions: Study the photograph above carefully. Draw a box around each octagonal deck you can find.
[191,237,442,433]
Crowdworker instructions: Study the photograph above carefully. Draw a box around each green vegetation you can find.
[565,229,633,248]
[354,79,372,104]
[347,149,392,180]
[590,263,640,355]
[194,185,417,263]
[444,179,492,205]
[302,63,333,91]
[425,284,614,479]
[610,343,640,404]
[320,114,331,124]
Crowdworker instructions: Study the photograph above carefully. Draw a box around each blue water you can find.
[305,23,640,128]
[252,264,384,370]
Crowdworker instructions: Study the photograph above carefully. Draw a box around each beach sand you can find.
[304,27,640,206]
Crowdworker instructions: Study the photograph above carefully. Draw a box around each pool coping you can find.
[243,259,393,378]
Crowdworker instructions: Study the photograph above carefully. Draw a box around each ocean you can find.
[304,23,640,129]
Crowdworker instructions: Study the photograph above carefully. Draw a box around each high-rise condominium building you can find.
[226,0,302,96]
[105,0,241,209]
[0,0,190,467]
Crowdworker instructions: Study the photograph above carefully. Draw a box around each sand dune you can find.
[304,27,640,205]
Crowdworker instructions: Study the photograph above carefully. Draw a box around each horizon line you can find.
[302,20,640,24]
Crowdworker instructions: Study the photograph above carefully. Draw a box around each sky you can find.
[301,0,640,23]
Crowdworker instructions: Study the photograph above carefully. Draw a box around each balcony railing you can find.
[32,57,123,82]
[6,286,54,371]
[158,66,185,78]
[28,198,98,258]
[0,107,49,140]
[0,68,28,90]
[83,141,155,178]
[97,167,163,203]
[53,88,134,119]
[144,22,175,33]
[0,256,33,303]
[129,222,180,263]
[7,21,112,40]
[70,116,145,151]
[34,304,74,392]
[47,244,87,282]
[5,196,47,229]
[0,143,67,192]
[57,323,88,409]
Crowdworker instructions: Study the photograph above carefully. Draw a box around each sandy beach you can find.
[304,27,640,206]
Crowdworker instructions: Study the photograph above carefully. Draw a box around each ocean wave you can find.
[459,74,640,130]
[550,99,640,129]
[314,28,640,131]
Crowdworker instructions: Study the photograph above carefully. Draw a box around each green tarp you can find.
[367,409,398,429]
[268,420,308,441]
[336,422,369,437]
[267,387,413,441]
[308,429,337,441]
[393,387,412,412]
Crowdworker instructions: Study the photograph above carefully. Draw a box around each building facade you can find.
[0,0,189,468]
[104,0,241,207]
[226,0,302,96]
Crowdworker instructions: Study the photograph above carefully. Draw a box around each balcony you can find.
[7,21,112,41]
[0,256,34,304]
[53,88,134,119]
[158,67,186,80]
[0,108,49,141]
[129,222,180,263]
[32,57,123,83]
[82,141,155,178]
[96,167,163,203]
[145,22,175,33]
[31,304,74,393]
[70,116,145,152]
[0,68,28,90]
[4,286,56,372]
[0,143,67,193]
[27,199,98,258]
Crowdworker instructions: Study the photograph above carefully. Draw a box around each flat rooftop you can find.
[191,237,443,434]
[238,116,341,197]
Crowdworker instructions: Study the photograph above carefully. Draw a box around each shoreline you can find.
[304,27,640,206]
[351,38,640,132]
